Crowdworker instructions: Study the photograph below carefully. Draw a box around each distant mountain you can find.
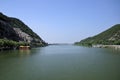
[0,12,47,47]
[75,24,120,46]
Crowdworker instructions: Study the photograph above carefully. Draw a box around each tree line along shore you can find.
[0,39,30,50]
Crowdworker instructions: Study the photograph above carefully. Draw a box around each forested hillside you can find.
[75,24,120,46]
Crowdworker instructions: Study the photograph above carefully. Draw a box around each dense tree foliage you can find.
[0,39,30,50]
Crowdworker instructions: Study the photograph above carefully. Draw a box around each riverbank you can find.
[93,45,120,49]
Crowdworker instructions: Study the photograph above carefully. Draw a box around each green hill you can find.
[0,12,47,49]
[75,24,120,46]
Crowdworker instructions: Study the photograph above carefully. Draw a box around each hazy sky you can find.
[0,0,120,43]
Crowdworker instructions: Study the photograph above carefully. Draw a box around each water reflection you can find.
[0,48,42,58]
[18,49,31,57]
[0,45,120,80]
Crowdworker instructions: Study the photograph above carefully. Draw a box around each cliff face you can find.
[0,12,47,46]
[75,24,120,45]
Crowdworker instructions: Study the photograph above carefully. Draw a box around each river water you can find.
[0,45,120,80]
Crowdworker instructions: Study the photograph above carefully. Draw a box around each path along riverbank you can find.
[93,45,120,49]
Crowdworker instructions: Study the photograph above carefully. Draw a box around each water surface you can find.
[0,45,120,80]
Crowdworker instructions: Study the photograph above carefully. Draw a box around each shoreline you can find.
[93,45,120,49]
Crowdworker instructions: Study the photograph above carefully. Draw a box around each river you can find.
[0,45,120,80]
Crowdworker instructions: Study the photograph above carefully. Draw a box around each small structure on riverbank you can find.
[19,46,30,50]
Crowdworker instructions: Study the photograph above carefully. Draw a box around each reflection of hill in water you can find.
[0,48,42,58]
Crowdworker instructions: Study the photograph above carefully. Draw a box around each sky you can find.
[0,0,120,43]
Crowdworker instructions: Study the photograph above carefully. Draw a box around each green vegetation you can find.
[75,42,92,47]
[0,39,30,50]
[75,24,120,46]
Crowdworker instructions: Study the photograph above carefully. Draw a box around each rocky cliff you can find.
[0,12,47,47]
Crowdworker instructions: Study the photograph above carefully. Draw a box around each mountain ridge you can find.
[75,24,120,46]
[0,12,47,48]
